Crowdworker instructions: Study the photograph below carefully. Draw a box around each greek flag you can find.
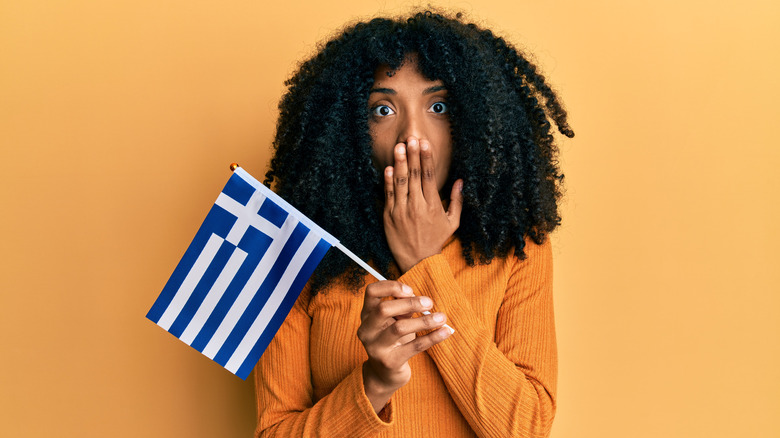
[147,167,338,380]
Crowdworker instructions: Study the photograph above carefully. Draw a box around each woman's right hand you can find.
[358,280,452,413]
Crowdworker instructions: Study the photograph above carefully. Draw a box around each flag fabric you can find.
[147,167,338,379]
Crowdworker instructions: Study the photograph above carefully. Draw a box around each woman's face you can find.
[368,58,452,193]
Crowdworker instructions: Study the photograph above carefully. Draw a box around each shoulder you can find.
[510,236,553,265]
[508,236,553,278]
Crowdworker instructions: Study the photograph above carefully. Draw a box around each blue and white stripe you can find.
[147,167,337,379]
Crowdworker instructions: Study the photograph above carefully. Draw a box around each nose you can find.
[396,108,425,144]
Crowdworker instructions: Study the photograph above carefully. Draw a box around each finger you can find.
[446,179,464,230]
[395,311,415,320]
[373,295,433,322]
[395,326,453,360]
[393,143,409,205]
[406,137,422,202]
[363,281,415,318]
[419,139,439,203]
[359,282,416,344]
[384,166,395,212]
[378,312,446,344]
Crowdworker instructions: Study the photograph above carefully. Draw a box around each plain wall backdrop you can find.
[1,0,778,437]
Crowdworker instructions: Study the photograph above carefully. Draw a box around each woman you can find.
[255,10,573,438]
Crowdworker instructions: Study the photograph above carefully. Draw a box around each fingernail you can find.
[408,138,418,147]
[402,284,414,296]
[420,297,432,308]
[456,180,463,192]
[433,313,444,323]
[397,145,406,155]
[420,141,429,151]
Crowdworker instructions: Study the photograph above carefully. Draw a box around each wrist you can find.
[362,362,397,413]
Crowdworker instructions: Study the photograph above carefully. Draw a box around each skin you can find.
[368,58,453,196]
[359,58,465,414]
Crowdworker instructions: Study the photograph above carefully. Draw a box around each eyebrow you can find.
[368,85,448,95]
[369,87,396,95]
[423,85,447,94]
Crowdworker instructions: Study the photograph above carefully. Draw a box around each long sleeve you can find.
[400,238,557,438]
[255,238,557,437]
[253,287,394,438]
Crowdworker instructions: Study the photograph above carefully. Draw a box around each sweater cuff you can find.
[398,253,490,341]
[399,254,459,303]
[399,254,472,318]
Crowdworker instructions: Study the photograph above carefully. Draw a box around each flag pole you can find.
[230,163,453,333]
[334,242,386,281]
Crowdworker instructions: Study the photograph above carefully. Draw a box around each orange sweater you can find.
[254,237,557,437]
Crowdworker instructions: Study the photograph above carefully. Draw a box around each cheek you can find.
[433,127,453,183]
[435,150,451,189]
[370,129,393,171]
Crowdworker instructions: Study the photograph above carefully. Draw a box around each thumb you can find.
[446,179,463,228]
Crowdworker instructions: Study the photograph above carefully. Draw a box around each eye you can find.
[429,101,448,114]
[371,105,395,117]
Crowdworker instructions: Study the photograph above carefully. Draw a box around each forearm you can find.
[400,250,557,438]
[426,316,556,438]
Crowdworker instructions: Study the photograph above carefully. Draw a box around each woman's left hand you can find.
[383,136,463,273]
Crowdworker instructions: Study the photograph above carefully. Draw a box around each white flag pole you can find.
[335,242,387,281]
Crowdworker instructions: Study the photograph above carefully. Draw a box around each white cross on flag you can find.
[147,166,338,379]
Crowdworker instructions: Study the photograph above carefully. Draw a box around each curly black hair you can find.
[264,10,574,294]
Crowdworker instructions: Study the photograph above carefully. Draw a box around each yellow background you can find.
[2,0,778,436]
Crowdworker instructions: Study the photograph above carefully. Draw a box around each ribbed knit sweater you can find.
[254,237,557,437]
